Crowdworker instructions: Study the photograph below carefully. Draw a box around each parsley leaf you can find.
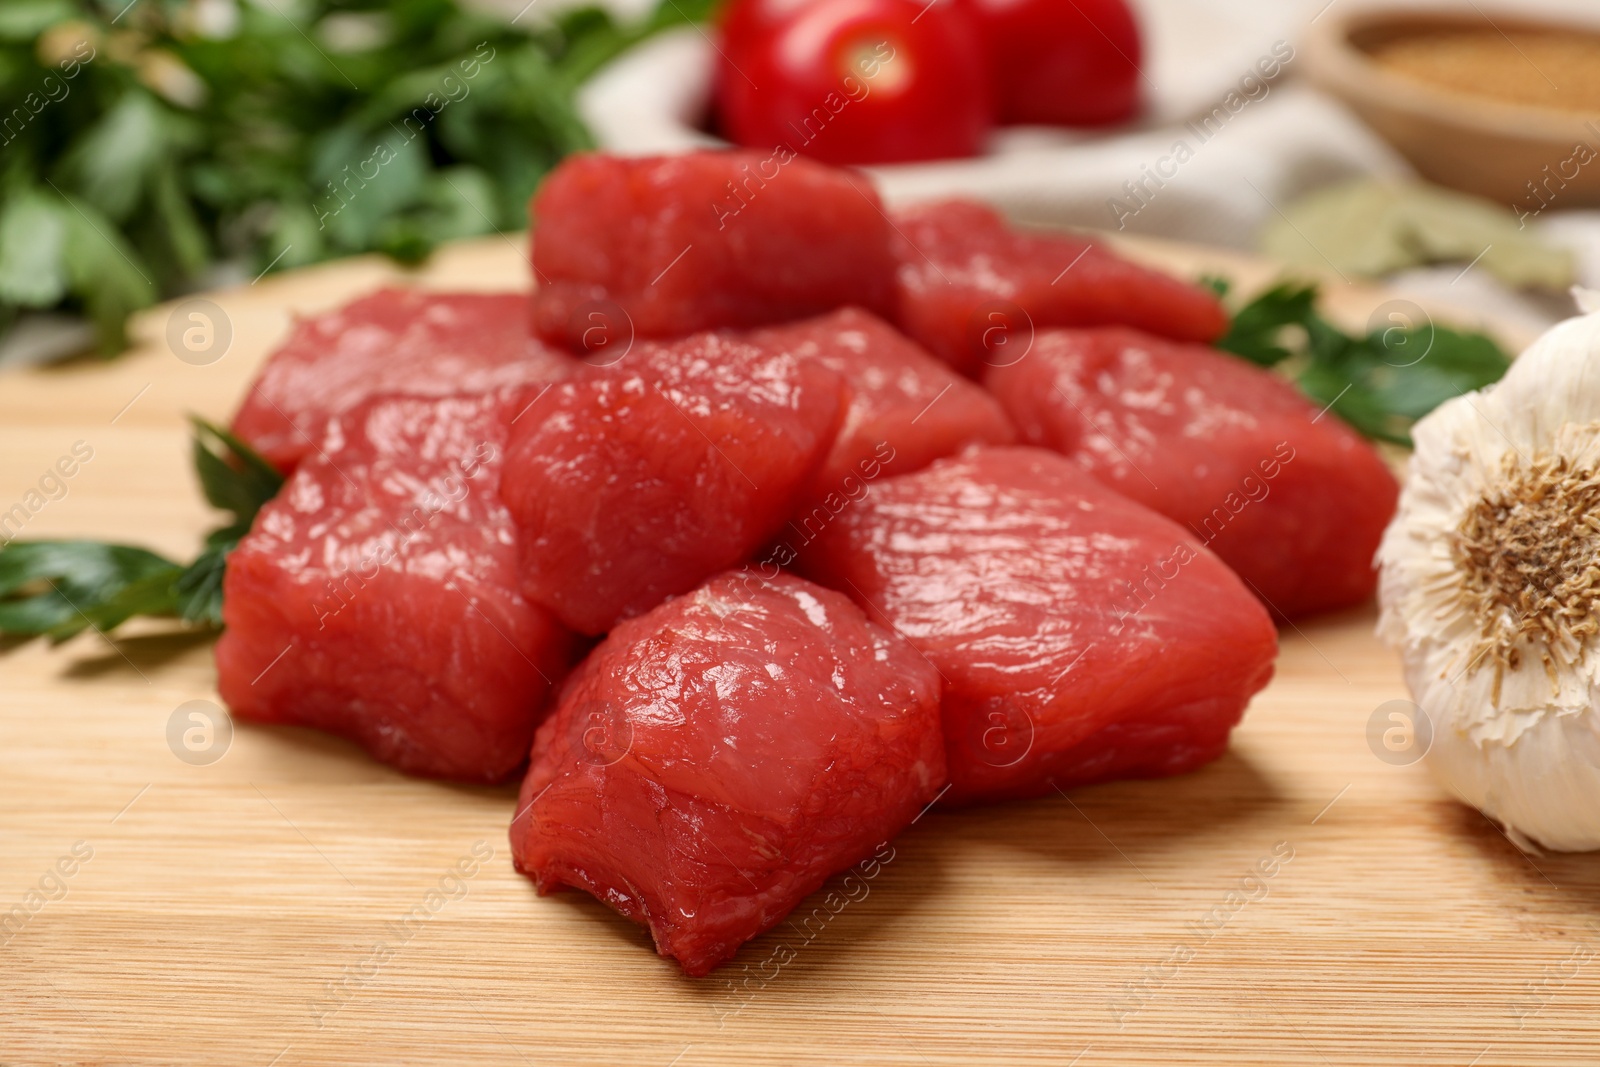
[1209,279,1318,369]
[0,542,184,640]
[1212,279,1512,446]
[0,419,283,640]
[191,418,284,523]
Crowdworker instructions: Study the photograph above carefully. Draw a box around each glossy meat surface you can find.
[796,446,1277,804]
[232,288,572,472]
[891,200,1229,374]
[500,330,845,635]
[530,151,897,349]
[748,308,1015,507]
[217,393,574,782]
[511,572,944,975]
[986,327,1400,618]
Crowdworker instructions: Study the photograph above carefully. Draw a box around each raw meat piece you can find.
[796,446,1277,805]
[530,151,897,350]
[748,308,1015,507]
[985,327,1400,618]
[510,571,944,975]
[232,289,572,472]
[500,329,844,635]
[890,199,1229,374]
[216,393,573,783]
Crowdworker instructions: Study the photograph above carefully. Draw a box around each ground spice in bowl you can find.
[1370,30,1600,115]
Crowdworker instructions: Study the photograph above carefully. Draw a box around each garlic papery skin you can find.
[1377,301,1600,852]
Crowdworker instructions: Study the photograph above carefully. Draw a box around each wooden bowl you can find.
[1303,3,1600,212]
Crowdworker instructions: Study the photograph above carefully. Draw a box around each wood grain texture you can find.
[2,235,1596,1067]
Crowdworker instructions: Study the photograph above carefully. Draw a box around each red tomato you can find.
[958,0,1143,126]
[714,0,994,166]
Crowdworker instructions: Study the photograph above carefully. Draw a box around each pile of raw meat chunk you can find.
[214,150,1398,975]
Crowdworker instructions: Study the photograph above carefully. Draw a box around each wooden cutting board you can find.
[3,235,1596,1067]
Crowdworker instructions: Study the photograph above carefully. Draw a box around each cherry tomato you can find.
[957,0,1142,126]
[714,0,994,166]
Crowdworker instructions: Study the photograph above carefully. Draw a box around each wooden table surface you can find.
[3,235,1597,1067]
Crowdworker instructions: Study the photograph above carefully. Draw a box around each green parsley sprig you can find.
[1206,278,1512,446]
[0,0,714,354]
[0,418,281,640]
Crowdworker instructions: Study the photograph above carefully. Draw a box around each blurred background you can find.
[3,0,1599,369]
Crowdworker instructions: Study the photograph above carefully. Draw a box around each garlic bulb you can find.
[1377,293,1600,852]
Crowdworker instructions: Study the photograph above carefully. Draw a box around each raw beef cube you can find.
[748,308,1015,507]
[500,329,844,635]
[530,151,897,350]
[510,572,944,975]
[891,199,1229,374]
[796,447,1277,805]
[216,393,574,783]
[232,289,572,472]
[985,327,1400,618]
